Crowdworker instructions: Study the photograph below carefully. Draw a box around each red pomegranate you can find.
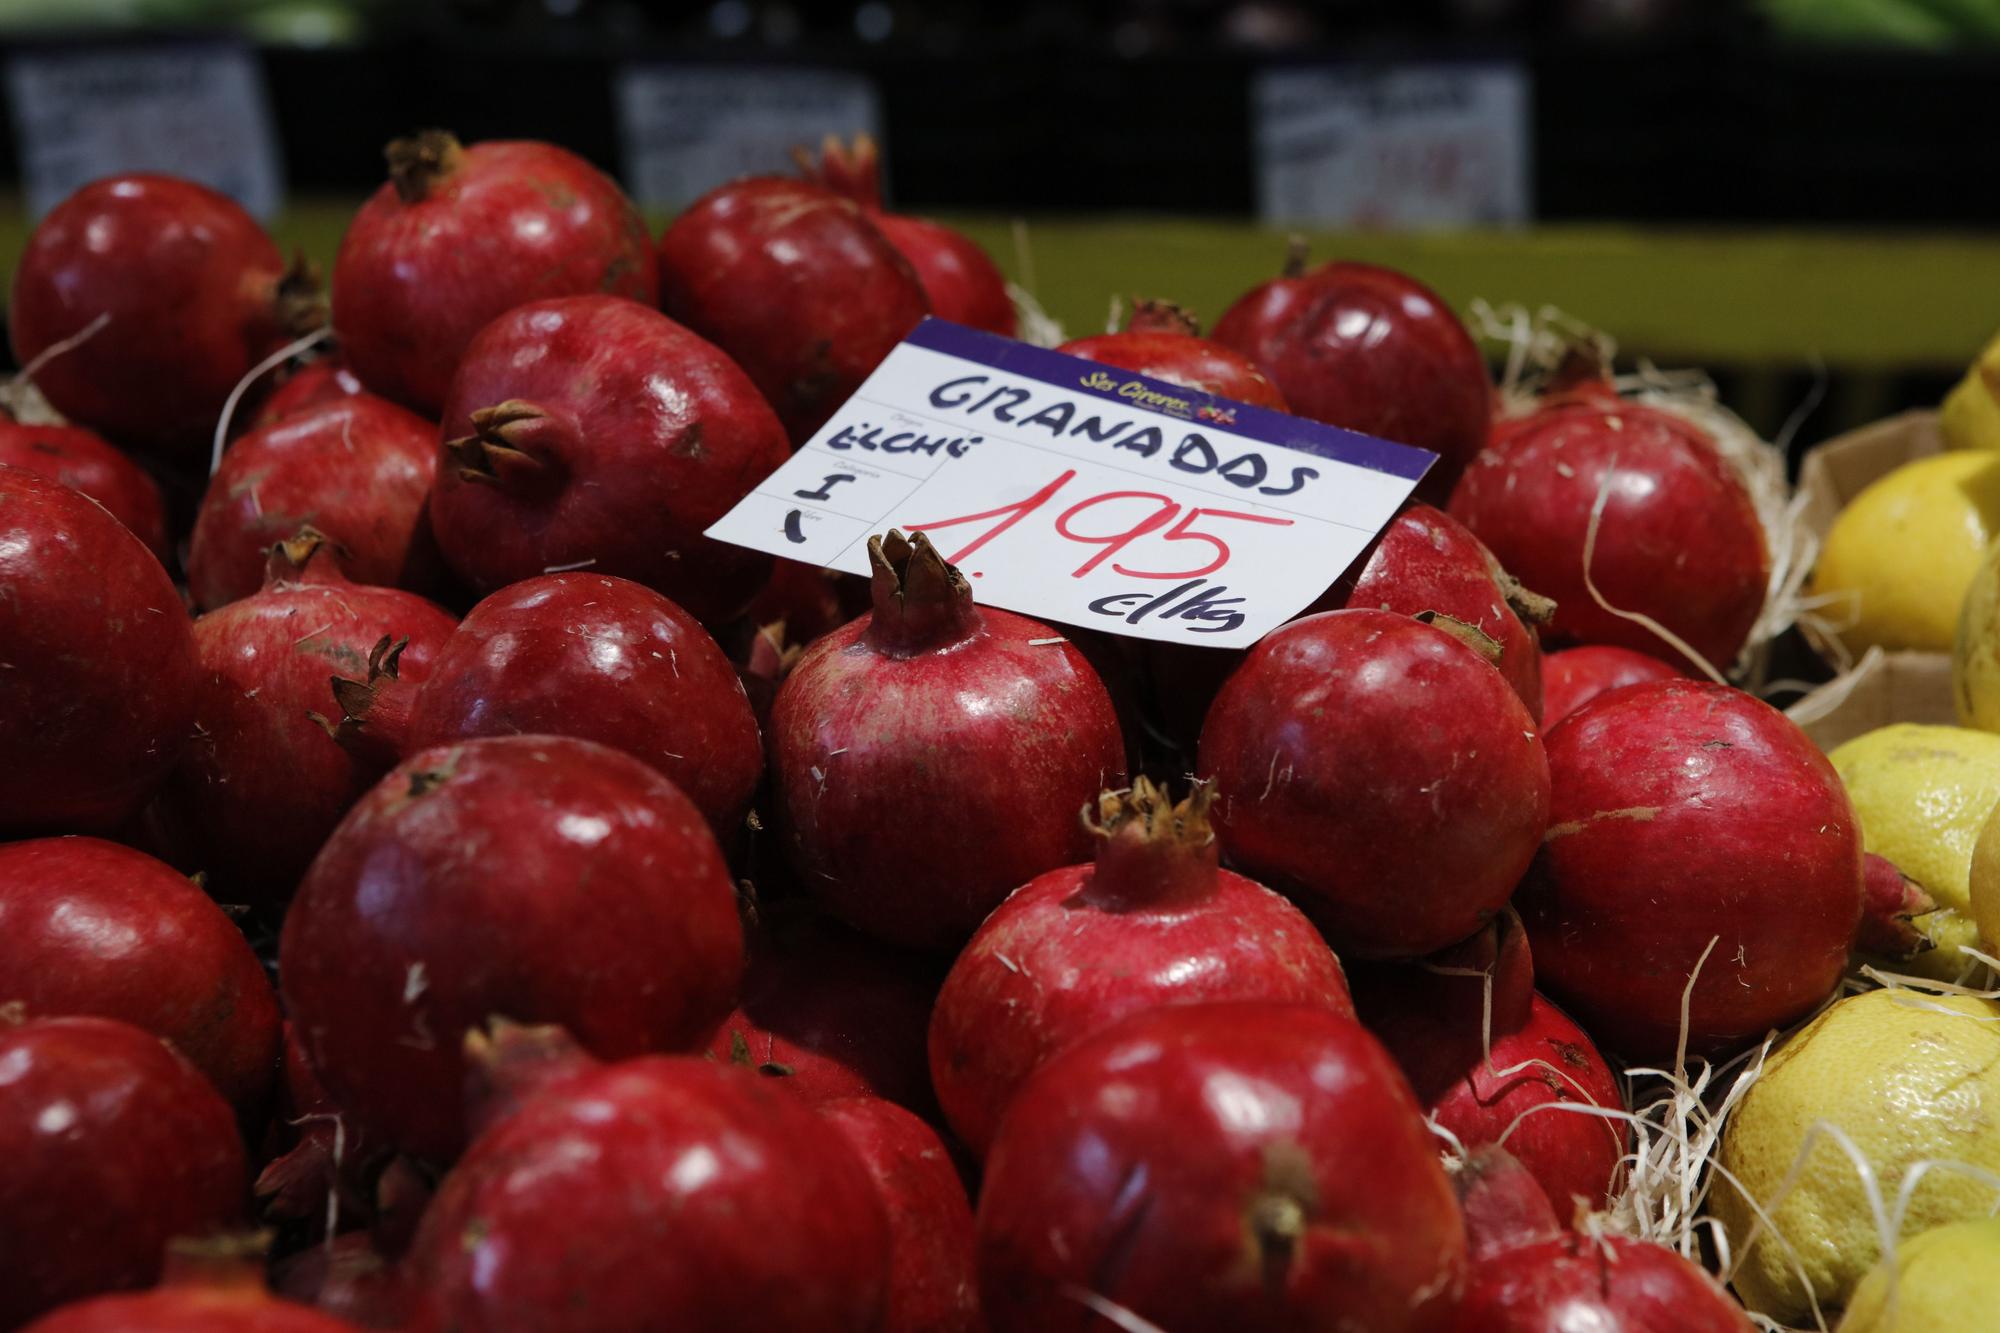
[978,1002,1465,1333]
[770,530,1127,951]
[795,134,1013,337]
[1452,1146,1564,1263]
[0,1016,245,1327]
[1212,256,1489,499]
[0,465,197,835]
[154,532,458,901]
[0,413,170,562]
[21,1239,366,1333]
[930,779,1353,1155]
[0,837,279,1118]
[190,394,443,610]
[271,1232,411,1331]
[1516,680,1863,1062]
[818,1096,981,1333]
[1449,1232,1754,1332]
[1449,376,1770,671]
[1058,300,1287,408]
[658,176,929,443]
[1858,852,1936,958]
[252,355,366,428]
[403,1054,889,1332]
[332,131,657,414]
[746,558,873,649]
[1541,644,1685,727]
[1198,608,1551,958]
[7,175,320,462]
[280,735,743,1161]
[428,295,790,625]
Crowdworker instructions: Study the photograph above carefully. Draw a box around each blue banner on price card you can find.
[706,320,1436,649]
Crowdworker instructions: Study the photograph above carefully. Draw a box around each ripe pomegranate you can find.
[153,532,458,901]
[189,394,443,610]
[1452,1146,1563,1263]
[658,176,929,443]
[403,1053,889,1332]
[795,134,1013,337]
[0,837,279,1118]
[978,1002,1465,1333]
[930,779,1353,1155]
[770,530,1126,951]
[332,131,657,414]
[21,1239,366,1333]
[1199,608,1551,958]
[428,295,789,625]
[0,465,197,835]
[252,355,366,428]
[7,175,320,462]
[1449,373,1770,671]
[1213,256,1489,499]
[332,573,760,837]
[1058,300,1287,408]
[1541,644,1684,727]
[1516,680,1863,1062]
[0,412,169,562]
[271,1233,411,1331]
[280,735,742,1161]
[1449,1233,1754,1332]
[0,1016,245,1327]
[1857,852,1936,958]
[819,1096,981,1333]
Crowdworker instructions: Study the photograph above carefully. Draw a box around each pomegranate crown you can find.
[1126,300,1201,338]
[1083,776,1216,847]
[791,132,883,210]
[385,128,467,205]
[864,529,981,654]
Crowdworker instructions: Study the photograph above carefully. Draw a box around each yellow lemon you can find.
[1955,540,2000,731]
[1941,331,2000,452]
[1830,723,2000,979]
[1808,451,2000,655]
[1714,988,2000,1324]
[1841,1217,2000,1331]
[1965,800,2000,955]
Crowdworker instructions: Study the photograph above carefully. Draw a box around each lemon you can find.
[1956,540,2000,731]
[1830,723,2000,979]
[1714,987,2000,1324]
[1965,800,2000,955]
[1941,331,2000,452]
[1807,451,2000,655]
[1841,1217,2000,1331]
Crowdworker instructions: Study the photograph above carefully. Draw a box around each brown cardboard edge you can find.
[1784,648,1956,753]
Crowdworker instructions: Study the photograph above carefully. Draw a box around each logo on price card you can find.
[706,320,1435,649]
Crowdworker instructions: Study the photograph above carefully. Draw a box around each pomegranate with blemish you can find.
[0,414,170,562]
[929,779,1353,1155]
[770,530,1127,952]
[1449,1232,1754,1332]
[21,1239,368,1333]
[1540,644,1684,727]
[1057,301,1286,409]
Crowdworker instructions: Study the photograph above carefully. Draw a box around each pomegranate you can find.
[1212,256,1489,499]
[0,837,279,1118]
[1058,300,1287,408]
[0,413,170,562]
[7,175,320,462]
[658,176,929,443]
[1452,1146,1563,1263]
[332,572,761,837]
[271,1233,411,1331]
[1449,375,1770,671]
[1541,644,1684,726]
[746,557,872,649]
[795,134,1014,337]
[1198,608,1551,958]
[706,902,941,1116]
[332,131,657,414]
[929,778,1353,1155]
[0,1016,245,1327]
[21,1239,366,1333]
[189,394,443,610]
[1449,1233,1754,1332]
[427,295,790,626]
[404,1054,889,1332]
[154,532,458,901]
[770,530,1126,951]
[0,465,197,835]
[1857,852,1936,958]
[280,734,742,1161]
[818,1096,981,1333]
[977,1001,1465,1333]
[255,1023,390,1233]
[1516,680,1863,1062]
[252,355,366,428]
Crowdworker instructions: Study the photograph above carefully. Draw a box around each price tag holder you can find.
[707,320,1435,649]
[4,40,284,220]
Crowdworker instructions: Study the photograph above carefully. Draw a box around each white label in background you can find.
[1254,63,1531,228]
[707,320,1435,650]
[4,43,284,220]
[615,65,881,209]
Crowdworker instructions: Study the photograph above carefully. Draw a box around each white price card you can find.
[615,64,881,208]
[4,41,284,220]
[707,320,1436,649]
[1253,62,1531,228]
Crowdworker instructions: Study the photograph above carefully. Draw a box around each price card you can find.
[1253,62,1531,228]
[706,320,1435,649]
[4,41,284,220]
[615,64,881,208]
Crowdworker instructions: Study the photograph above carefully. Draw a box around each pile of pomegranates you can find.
[1,132,1820,1332]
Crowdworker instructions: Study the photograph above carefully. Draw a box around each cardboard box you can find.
[1784,647,1957,753]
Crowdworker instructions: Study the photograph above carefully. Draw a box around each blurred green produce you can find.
[1763,0,2000,47]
